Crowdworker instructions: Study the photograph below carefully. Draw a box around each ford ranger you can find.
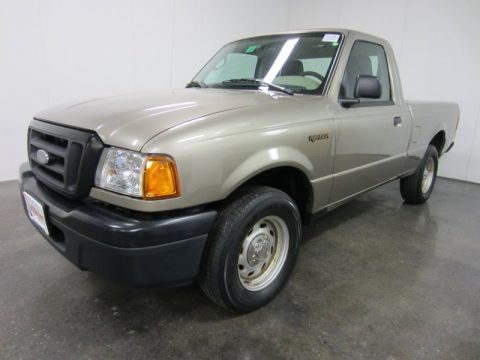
[19,29,459,312]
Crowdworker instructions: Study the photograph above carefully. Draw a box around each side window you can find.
[340,41,391,102]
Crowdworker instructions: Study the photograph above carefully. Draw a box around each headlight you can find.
[94,148,180,199]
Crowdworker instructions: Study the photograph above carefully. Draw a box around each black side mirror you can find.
[339,75,382,108]
[354,75,382,99]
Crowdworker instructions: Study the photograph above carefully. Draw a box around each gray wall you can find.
[0,0,288,181]
[288,0,480,183]
[1,0,478,183]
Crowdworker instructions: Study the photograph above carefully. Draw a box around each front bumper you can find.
[19,163,217,286]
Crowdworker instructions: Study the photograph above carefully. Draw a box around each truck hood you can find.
[35,89,294,151]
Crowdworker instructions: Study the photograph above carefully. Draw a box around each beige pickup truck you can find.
[20,29,459,312]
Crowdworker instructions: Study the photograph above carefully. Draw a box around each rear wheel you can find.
[199,186,301,313]
[400,145,438,204]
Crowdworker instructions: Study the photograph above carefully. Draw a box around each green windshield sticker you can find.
[332,42,339,47]
[245,45,257,53]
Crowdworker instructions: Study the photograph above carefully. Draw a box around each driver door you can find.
[330,41,410,203]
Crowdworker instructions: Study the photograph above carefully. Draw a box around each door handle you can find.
[394,116,402,127]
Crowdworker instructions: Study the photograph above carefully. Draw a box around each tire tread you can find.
[400,145,438,204]
[199,186,299,312]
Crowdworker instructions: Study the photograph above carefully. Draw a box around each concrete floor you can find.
[1,178,479,359]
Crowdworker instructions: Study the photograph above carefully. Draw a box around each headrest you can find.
[281,59,304,76]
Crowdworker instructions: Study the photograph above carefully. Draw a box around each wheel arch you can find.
[430,130,446,156]
[224,165,314,224]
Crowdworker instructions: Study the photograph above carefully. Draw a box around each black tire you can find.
[400,145,438,204]
[199,186,301,313]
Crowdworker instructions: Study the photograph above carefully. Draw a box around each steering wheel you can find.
[300,71,324,82]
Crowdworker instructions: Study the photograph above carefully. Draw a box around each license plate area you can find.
[23,191,49,235]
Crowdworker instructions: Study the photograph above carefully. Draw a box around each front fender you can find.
[222,146,314,198]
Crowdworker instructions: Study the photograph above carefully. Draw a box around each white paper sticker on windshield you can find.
[323,34,340,42]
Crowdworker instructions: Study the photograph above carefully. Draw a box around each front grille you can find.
[28,119,103,200]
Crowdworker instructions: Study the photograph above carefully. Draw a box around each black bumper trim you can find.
[20,167,217,286]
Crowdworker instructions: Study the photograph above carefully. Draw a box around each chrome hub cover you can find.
[421,156,435,194]
[237,215,290,292]
[247,234,273,267]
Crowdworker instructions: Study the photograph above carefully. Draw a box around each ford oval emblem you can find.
[36,149,50,165]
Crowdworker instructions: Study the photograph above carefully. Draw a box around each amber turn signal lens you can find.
[143,156,180,199]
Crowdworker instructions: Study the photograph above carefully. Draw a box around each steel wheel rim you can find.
[421,157,435,194]
[237,215,289,291]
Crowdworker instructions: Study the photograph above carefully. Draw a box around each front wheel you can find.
[199,186,301,313]
[400,145,438,204]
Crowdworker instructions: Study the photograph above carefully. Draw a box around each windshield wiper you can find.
[222,79,294,95]
[186,81,207,88]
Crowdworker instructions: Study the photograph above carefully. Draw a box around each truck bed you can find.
[406,100,459,157]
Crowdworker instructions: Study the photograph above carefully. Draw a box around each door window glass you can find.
[340,41,391,102]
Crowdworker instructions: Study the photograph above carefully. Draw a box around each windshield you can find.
[191,32,343,95]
